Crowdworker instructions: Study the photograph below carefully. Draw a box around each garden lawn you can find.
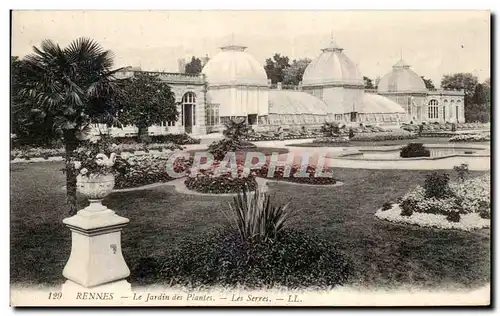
[288,137,490,148]
[10,162,490,290]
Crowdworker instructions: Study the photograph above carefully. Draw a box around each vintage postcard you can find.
[10,10,491,307]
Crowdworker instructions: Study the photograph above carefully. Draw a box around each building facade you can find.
[94,39,464,136]
[377,59,465,123]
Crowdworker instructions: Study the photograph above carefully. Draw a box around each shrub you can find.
[351,130,417,142]
[453,163,470,181]
[114,154,192,189]
[208,138,241,161]
[154,229,352,289]
[382,202,393,211]
[114,133,201,145]
[256,163,337,185]
[312,136,349,144]
[400,143,430,158]
[424,172,451,199]
[184,162,258,194]
[449,133,490,142]
[321,122,341,137]
[223,188,295,243]
[184,174,258,194]
[446,211,461,223]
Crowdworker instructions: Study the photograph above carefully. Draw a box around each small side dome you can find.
[377,59,427,94]
[302,39,364,87]
[202,44,268,87]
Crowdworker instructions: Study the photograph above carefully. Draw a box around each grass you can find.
[288,137,491,148]
[10,162,490,290]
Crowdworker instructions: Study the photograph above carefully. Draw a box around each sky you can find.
[11,10,491,87]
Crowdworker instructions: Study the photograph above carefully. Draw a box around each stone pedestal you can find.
[62,205,130,295]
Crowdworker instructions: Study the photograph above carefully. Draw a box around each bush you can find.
[312,136,349,144]
[382,202,393,211]
[446,211,461,223]
[257,163,337,185]
[449,133,490,142]
[151,229,352,289]
[114,154,192,189]
[351,130,417,142]
[208,138,241,161]
[184,174,258,194]
[424,172,451,199]
[400,143,430,158]
[114,133,201,145]
[453,163,470,181]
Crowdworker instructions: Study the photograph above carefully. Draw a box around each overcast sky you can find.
[12,10,490,87]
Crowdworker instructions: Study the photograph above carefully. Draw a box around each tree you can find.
[17,38,123,215]
[421,76,435,89]
[363,76,374,89]
[441,73,478,104]
[441,73,481,123]
[283,58,311,85]
[264,54,290,84]
[117,73,178,140]
[184,56,203,75]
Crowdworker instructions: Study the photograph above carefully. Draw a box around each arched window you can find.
[428,99,439,119]
[181,92,196,128]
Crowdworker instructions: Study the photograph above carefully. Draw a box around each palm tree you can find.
[17,38,123,215]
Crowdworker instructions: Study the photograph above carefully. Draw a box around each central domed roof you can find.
[302,39,364,87]
[377,59,427,94]
[202,44,268,87]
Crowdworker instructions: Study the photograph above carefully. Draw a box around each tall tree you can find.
[264,54,290,84]
[17,38,123,215]
[11,56,59,146]
[421,76,435,89]
[117,73,178,140]
[184,56,203,75]
[363,76,374,89]
[283,58,311,85]
[441,73,478,104]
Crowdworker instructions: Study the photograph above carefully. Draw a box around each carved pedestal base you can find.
[62,206,130,292]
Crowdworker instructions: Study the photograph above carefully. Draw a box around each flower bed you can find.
[113,133,201,145]
[132,229,352,289]
[184,163,258,194]
[256,163,337,185]
[449,133,490,142]
[10,147,64,160]
[114,153,192,189]
[10,142,182,161]
[351,130,417,142]
[312,136,350,144]
[375,174,490,231]
[375,204,489,231]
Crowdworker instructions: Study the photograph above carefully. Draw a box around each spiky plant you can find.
[222,186,296,243]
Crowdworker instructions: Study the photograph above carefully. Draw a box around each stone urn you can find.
[77,173,115,212]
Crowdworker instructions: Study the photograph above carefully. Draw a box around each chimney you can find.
[277,82,282,90]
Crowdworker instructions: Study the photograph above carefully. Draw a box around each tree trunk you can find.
[137,124,150,143]
[63,130,79,216]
